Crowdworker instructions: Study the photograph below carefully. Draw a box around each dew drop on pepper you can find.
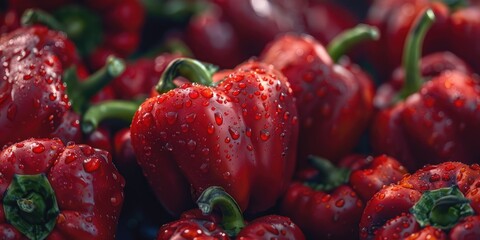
[335,199,345,207]
[32,142,45,153]
[83,157,101,172]
[207,123,215,134]
[165,112,178,125]
[260,130,270,141]
[214,112,223,125]
[228,127,240,140]
[189,90,199,99]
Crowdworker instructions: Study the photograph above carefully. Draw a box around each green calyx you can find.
[197,186,246,237]
[155,57,218,94]
[440,0,468,10]
[82,100,142,134]
[21,6,102,57]
[304,156,351,192]
[411,186,474,230]
[3,174,59,240]
[395,9,436,102]
[64,55,126,114]
[326,24,380,63]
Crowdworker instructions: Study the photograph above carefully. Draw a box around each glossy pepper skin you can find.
[157,186,305,240]
[131,58,299,216]
[260,26,376,166]
[371,10,480,171]
[0,24,125,148]
[281,155,407,239]
[0,138,125,239]
[366,0,480,79]
[0,25,74,148]
[359,162,480,240]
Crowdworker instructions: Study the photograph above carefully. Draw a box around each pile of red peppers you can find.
[1,0,480,239]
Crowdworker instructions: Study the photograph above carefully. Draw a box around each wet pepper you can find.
[281,155,407,239]
[371,10,480,171]
[360,161,480,239]
[0,25,125,148]
[366,0,480,79]
[0,138,125,239]
[157,186,305,240]
[131,58,299,216]
[260,25,376,166]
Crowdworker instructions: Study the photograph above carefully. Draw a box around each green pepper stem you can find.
[396,9,436,101]
[196,186,246,237]
[3,174,59,240]
[306,156,351,192]
[411,186,474,230]
[155,57,217,94]
[326,24,380,63]
[82,100,141,134]
[64,55,125,113]
[21,8,65,31]
[443,0,468,10]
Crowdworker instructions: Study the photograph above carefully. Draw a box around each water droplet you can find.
[186,113,196,123]
[65,152,76,163]
[228,127,240,140]
[81,146,94,156]
[165,143,173,151]
[201,88,213,98]
[260,130,270,141]
[207,123,215,134]
[224,137,231,143]
[189,90,199,99]
[246,127,252,137]
[187,140,197,151]
[141,112,154,127]
[83,157,101,172]
[264,224,279,235]
[49,93,56,101]
[335,199,345,207]
[23,74,32,80]
[32,142,45,153]
[429,174,440,182]
[256,230,265,236]
[165,112,178,124]
[214,112,223,125]
[201,148,210,156]
[223,172,231,179]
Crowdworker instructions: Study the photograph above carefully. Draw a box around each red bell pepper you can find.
[0,138,125,239]
[281,155,407,239]
[0,25,125,148]
[185,4,246,69]
[11,0,144,69]
[211,0,306,56]
[130,58,299,216]
[303,1,357,45]
[359,161,480,239]
[157,186,305,240]
[371,9,480,171]
[260,25,377,166]
[366,0,480,79]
